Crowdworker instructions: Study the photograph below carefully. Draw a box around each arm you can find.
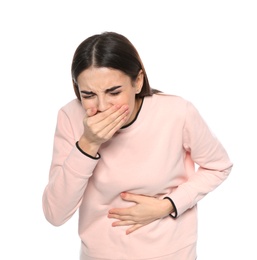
[42,104,130,226]
[167,101,233,217]
[42,109,99,226]
[108,101,233,232]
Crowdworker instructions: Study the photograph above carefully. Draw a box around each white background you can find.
[1,0,256,259]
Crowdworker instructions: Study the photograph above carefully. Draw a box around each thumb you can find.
[120,192,140,203]
[86,107,97,117]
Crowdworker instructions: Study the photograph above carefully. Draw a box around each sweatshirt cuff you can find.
[76,141,101,160]
[164,197,178,219]
[64,145,99,177]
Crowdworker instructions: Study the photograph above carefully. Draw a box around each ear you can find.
[135,70,144,93]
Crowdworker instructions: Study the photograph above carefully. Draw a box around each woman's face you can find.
[77,67,143,125]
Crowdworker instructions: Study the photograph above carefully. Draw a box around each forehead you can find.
[77,67,131,91]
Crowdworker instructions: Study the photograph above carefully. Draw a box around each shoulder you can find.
[154,92,187,103]
[141,93,191,125]
[153,94,206,124]
[59,98,86,118]
[152,93,189,112]
[56,99,85,140]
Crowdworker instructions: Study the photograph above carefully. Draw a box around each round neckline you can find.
[118,95,153,133]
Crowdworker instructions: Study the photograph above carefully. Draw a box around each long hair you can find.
[71,32,160,100]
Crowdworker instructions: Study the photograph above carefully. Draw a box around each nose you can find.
[97,96,110,112]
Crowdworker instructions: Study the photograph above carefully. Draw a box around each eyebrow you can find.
[81,86,122,95]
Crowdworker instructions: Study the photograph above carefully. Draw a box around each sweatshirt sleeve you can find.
[168,101,233,217]
[42,108,99,226]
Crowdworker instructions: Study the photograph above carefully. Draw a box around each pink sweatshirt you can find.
[43,93,232,260]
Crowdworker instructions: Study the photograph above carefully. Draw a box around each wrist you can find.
[161,198,174,217]
[163,197,178,218]
[78,136,100,157]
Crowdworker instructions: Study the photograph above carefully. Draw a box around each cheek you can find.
[108,95,129,107]
[128,93,137,107]
[81,99,94,111]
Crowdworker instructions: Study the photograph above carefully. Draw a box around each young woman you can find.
[42,32,233,260]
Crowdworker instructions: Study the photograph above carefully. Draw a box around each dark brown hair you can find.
[71,31,160,100]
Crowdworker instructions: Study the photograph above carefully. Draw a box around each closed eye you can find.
[109,91,121,96]
[80,86,122,99]
[82,94,95,99]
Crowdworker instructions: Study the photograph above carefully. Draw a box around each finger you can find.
[120,192,143,203]
[126,224,143,235]
[88,105,128,133]
[104,111,128,134]
[108,209,132,218]
[111,220,135,227]
[100,105,129,127]
[91,104,126,122]
[95,108,129,139]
